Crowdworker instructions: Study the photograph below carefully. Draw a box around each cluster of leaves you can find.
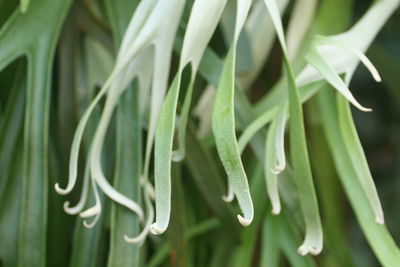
[0,0,399,266]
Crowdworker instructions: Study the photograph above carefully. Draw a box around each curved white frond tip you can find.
[237,214,252,227]
[348,98,372,112]
[150,223,165,235]
[124,218,152,244]
[222,194,234,203]
[63,201,72,213]
[80,204,101,228]
[298,244,322,256]
[275,159,286,173]
[80,204,101,218]
[63,166,90,215]
[63,201,84,215]
[82,214,101,229]
[125,183,155,244]
[375,215,384,225]
[54,182,71,195]
[297,229,323,256]
[271,202,281,215]
[171,150,185,162]
[271,164,285,175]
[124,221,151,245]
[222,183,234,202]
[351,51,381,82]
[124,210,154,245]
[124,231,147,245]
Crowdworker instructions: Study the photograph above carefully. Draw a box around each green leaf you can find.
[0,1,72,266]
[153,0,227,234]
[318,88,400,266]
[0,62,25,203]
[153,73,182,233]
[264,0,323,255]
[337,95,384,224]
[212,48,254,226]
[307,100,355,266]
[0,134,23,267]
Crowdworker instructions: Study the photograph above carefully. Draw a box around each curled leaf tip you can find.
[271,205,281,215]
[357,105,373,112]
[222,184,234,202]
[298,244,322,256]
[171,150,185,162]
[63,200,85,215]
[63,201,71,211]
[63,201,80,215]
[124,234,142,244]
[54,183,70,195]
[222,194,234,203]
[123,229,148,245]
[80,205,101,218]
[80,204,101,228]
[297,231,323,256]
[150,223,165,235]
[237,214,252,227]
[375,216,384,225]
[124,220,152,245]
[271,165,284,175]
[82,214,100,229]
[269,187,281,215]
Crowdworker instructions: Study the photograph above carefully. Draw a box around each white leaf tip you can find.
[124,234,144,244]
[63,201,73,213]
[271,206,281,215]
[222,194,234,203]
[374,75,382,83]
[354,103,373,112]
[237,214,252,227]
[171,150,184,162]
[81,212,101,228]
[375,216,384,225]
[83,219,96,228]
[150,223,165,235]
[271,166,284,175]
[54,183,69,195]
[297,244,322,256]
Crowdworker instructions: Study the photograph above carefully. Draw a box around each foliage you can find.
[0,0,399,266]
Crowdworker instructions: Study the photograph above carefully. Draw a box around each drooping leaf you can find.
[318,88,400,266]
[264,0,323,255]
